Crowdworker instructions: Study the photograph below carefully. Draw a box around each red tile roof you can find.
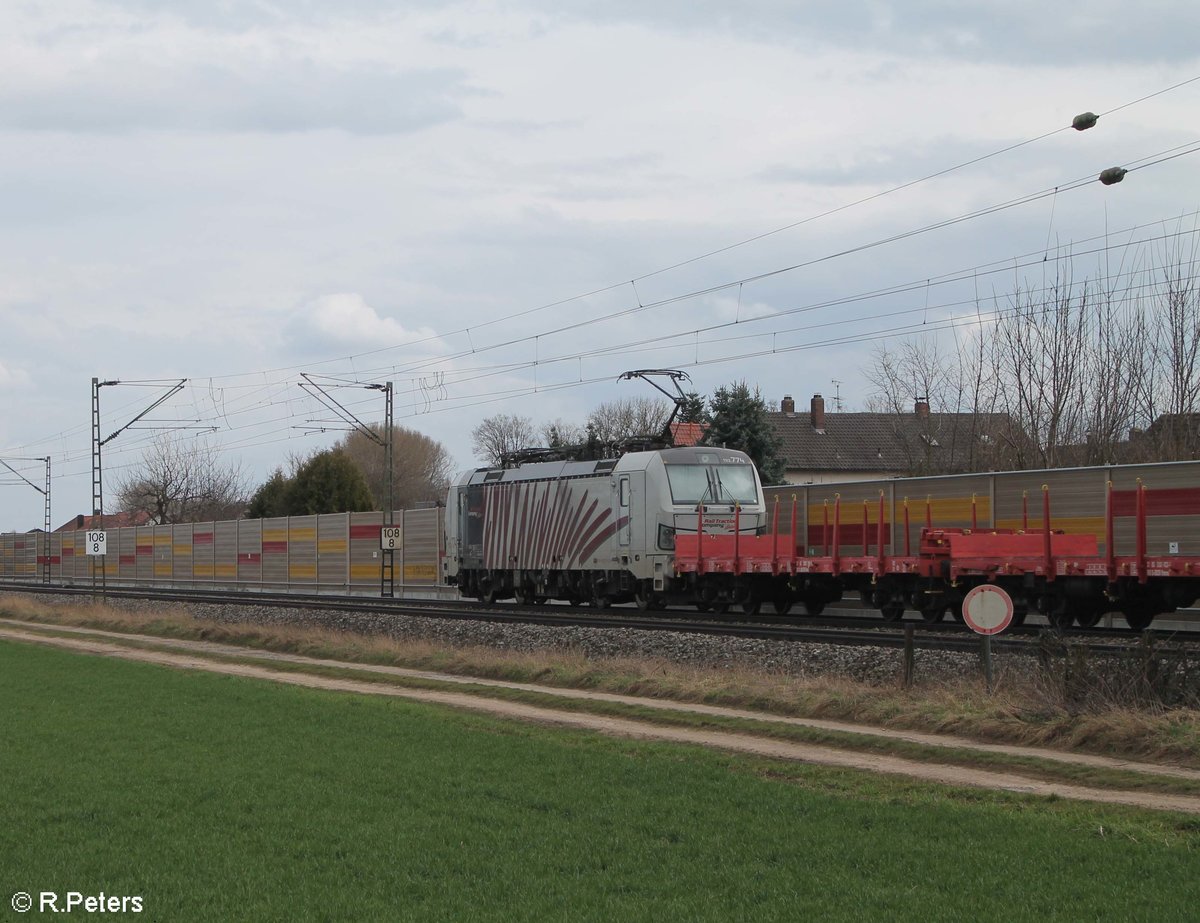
[670,422,708,447]
[56,511,153,532]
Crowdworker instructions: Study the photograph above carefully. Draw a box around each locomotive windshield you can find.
[665,464,759,505]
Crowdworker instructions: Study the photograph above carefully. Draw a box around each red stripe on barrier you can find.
[1112,486,1200,517]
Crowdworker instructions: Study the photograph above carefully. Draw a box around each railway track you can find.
[3,582,1196,658]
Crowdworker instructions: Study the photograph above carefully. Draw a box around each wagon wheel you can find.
[532,596,549,606]
[880,605,905,622]
[803,599,825,616]
[1072,604,1104,630]
[711,601,731,615]
[772,597,794,616]
[1010,602,1028,628]
[1045,601,1075,630]
[1123,606,1156,631]
[695,601,712,613]
[567,595,583,608]
[919,605,946,624]
[482,585,502,606]
[740,593,762,617]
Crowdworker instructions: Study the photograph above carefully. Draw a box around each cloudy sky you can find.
[1,0,1198,530]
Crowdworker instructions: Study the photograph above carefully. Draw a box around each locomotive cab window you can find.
[618,477,630,508]
[665,464,759,505]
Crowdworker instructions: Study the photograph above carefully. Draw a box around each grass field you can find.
[2,639,1199,921]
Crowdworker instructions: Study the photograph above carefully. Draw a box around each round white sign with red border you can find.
[961,584,1014,635]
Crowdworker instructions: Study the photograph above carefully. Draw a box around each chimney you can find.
[781,394,795,414]
[811,393,826,431]
[914,397,930,419]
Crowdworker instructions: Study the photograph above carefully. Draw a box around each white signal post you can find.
[962,584,1013,694]
[961,584,1014,635]
[86,531,107,556]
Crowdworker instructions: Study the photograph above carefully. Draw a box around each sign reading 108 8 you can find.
[86,531,107,556]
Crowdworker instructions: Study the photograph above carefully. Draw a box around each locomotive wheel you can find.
[482,585,502,606]
[634,584,658,611]
[567,595,583,608]
[772,597,794,616]
[592,593,612,609]
[880,605,904,622]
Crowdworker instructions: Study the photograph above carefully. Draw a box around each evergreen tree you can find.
[704,381,786,485]
[678,391,710,424]
[244,451,375,517]
[245,468,290,518]
[287,450,375,515]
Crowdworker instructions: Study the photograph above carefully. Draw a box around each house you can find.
[55,511,153,532]
[767,393,1020,484]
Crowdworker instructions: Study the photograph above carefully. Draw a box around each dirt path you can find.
[3,621,1199,815]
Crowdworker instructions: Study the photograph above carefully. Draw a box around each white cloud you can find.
[0,360,31,389]
[286,293,442,354]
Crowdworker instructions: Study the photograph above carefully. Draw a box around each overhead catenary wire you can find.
[5,77,1200,500]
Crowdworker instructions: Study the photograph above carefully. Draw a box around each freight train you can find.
[445,452,1200,629]
[3,456,1199,633]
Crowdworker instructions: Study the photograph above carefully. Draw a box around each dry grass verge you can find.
[3,593,1199,767]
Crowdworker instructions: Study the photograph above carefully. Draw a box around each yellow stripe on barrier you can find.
[403,563,438,583]
[289,564,317,579]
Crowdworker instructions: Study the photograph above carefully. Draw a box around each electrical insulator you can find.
[1072,111,1099,131]
[1098,166,1127,186]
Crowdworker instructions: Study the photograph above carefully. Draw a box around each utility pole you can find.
[0,455,51,583]
[299,375,395,596]
[91,377,187,599]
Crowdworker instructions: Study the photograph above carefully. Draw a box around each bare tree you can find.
[115,433,248,523]
[587,397,673,444]
[471,413,535,467]
[337,425,456,511]
[540,418,587,448]
[1143,226,1200,459]
[990,268,1091,468]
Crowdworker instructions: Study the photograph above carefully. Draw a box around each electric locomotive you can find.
[444,445,767,609]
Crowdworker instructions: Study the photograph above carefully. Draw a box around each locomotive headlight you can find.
[657,524,676,550]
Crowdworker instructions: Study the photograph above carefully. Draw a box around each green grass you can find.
[2,640,1199,922]
[10,620,1200,797]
